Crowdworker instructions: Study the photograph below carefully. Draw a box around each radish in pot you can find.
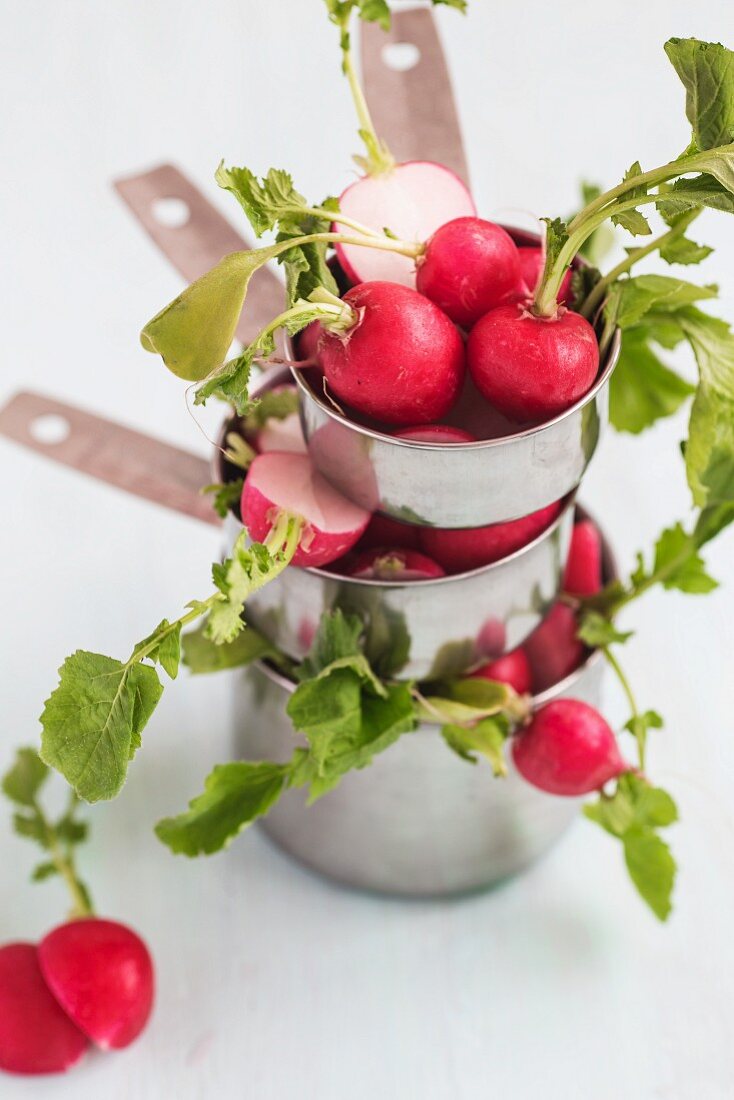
[359,512,422,552]
[517,246,573,304]
[318,282,466,424]
[419,500,562,574]
[522,603,586,693]
[415,218,521,327]
[345,548,445,581]
[241,451,371,568]
[394,424,476,444]
[469,648,532,695]
[512,700,628,796]
[564,519,603,597]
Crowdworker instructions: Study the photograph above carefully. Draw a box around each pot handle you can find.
[361,7,470,187]
[0,391,220,527]
[113,164,285,344]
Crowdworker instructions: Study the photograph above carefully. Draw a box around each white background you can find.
[2,1,734,1097]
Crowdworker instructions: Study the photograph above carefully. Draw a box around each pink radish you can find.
[469,649,532,695]
[522,603,585,694]
[241,451,370,568]
[359,512,422,552]
[257,414,306,455]
[563,519,603,597]
[467,303,600,422]
[0,943,88,1075]
[512,699,628,795]
[420,500,562,575]
[38,918,154,1052]
[319,281,465,425]
[334,162,475,287]
[346,548,445,582]
[415,218,521,328]
[394,425,476,444]
[475,618,507,659]
[296,321,323,365]
[517,247,574,304]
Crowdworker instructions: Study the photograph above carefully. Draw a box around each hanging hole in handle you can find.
[29,414,71,445]
[382,42,421,72]
[151,197,191,228]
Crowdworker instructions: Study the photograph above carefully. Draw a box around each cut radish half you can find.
[241,452,371,568]
[38,919,154,1052]
[334,161,475,286]
[0,943,88,1075]
[394,425,475,444]
[257,413,307,455]
[346,548,445,581]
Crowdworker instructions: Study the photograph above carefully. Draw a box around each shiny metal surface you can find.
[292,227,621,528]
[233,646,605,897]
[226,494,575,681]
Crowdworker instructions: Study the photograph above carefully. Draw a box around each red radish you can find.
[359,512,422,552]
[420,500,562,574]
[394,425,476,444]
[415,218,521,328]
[241,451,370,568]
[38,918,154,1052]
[257,413,307,455]
[517,247,573,304]
[334,162,475,287]
[0,943,88,1075]
[475,618,507,659]
[346,548,445,582]
[512,699,628,795]
[522,603,585,693]
[467,303,600,422]
[469,648,532,695]
[319,282,465,425]
[563,519,603,597]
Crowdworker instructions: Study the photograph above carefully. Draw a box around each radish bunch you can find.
[0,919,153,1076]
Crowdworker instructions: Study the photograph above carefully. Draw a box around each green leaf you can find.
[182,622,275,674]
[243,388,300,431]
[652,522,719,593]
[356,0,391,29]
[611,163,651,236]
[664,38,734,150]
[13,812,49,847]
[40,651,163,802]
[141,249,271,383]
[31,861,58,882]
[202,478,246,520]
[287,670,415,780]
[624,710,664,763]
[420,677,512,725]
[54,817,89,845]
[577,611,633,647]
[659,235,713,266]
[206,532,279,646]
[609,329,694,434]
[2,747,48,807]
[298,609,364,679]
[441,715,509,776]
[539,217,569,287]
[605,275,717,330]
[624,830,676,921]
[155,761,289,856]
[132,620,182,680]
[657,174,734,218]
[430,0,467,11]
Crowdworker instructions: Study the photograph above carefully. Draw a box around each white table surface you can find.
[2,1,734,1097]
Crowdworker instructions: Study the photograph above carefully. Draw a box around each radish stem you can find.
[332,5,395,176]
[32,793,94,920]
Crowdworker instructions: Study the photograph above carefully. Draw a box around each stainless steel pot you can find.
[233,639,605,898]
[226,494,574,681]
[292,227,620,528]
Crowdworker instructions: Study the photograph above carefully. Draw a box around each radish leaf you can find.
[441,716,509,776]
[665,38,734,150]
[182,622,275,674]
[2,748,48,807]
[611,163,651,236]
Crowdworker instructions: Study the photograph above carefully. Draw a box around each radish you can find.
[394,425,476,444]
[517,247,573,304]
[38,918,154,1051]
[415,218,521,327]
[359,512,422,552]
[522,603,585,694]
[318,282,466,425]
[512,699,628,796]
[563,519,603,597]
[0,943,88,1075]
[467,303,600,422]
[346,548,445,582]
[257,413,306,455]
[335,163,475,287]
[241,451,370,568]
[419,500,562,574]
[469,649,532,695]
[296,320,323,365]
[475,618,507,659]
